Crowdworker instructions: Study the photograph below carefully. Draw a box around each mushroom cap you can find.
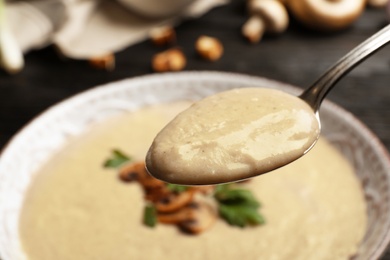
[367,0,388,8]
[248,0,289,33]
[286,0,366,31]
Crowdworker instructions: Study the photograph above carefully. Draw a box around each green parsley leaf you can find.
[214,184,265,227]
[219,204,265,227]
[143,204,157,228]
[166,183,189,193]
[103,149,131,168]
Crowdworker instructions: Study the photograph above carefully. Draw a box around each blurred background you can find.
[0,0,390,255]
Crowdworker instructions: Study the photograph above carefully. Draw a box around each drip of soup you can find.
[19,102,366,260]
[146,88,320,185]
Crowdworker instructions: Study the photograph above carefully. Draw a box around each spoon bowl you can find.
[146,87,321,185]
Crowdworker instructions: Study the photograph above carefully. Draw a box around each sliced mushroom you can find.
[179,202,217,234]
[157,201,217,234]
[119,162,146,182]
[144,185,169,202]
[157,205,196,224]
[119,161,217,234]
[139,174,166,190]
[119,161,165,189]
[155,189,195,213]
[286,0,366,31]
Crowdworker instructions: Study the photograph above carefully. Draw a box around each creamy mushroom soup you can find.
[20,101,366,260]
[146,88,320,185]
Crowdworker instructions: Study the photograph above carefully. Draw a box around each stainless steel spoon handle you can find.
[300,24,390,111]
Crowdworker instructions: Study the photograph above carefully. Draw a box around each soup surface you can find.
[146,88,320,185]
[20,101,366,260]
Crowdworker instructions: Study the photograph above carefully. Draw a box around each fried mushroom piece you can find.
[118,161,217,234]
[157,204,196,224]
[119,162,146,182]
[155,189,196,213]
[158,201,217,234]
[120,162,165,189]
[179,202,217,234]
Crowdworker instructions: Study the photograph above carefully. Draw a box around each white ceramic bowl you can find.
[1,71,390,260]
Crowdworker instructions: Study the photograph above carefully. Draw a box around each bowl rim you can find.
[1,71,390,259]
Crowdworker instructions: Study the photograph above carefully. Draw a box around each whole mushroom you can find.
[286,0,366,31]
[242,0,289,43]
[367,0,388,8]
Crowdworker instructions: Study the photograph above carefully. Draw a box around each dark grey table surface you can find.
[0,1,390,259]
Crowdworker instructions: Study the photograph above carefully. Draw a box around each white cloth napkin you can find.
[5,0,228,59]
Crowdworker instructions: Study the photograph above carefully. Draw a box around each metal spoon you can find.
[147,24,390,185]
[294,23,390,163]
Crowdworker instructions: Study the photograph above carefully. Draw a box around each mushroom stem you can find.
[242,16,266,43]
[157,201,217,234]
[179,202,217,234]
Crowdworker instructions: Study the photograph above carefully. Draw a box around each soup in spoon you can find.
[146,88,320,185]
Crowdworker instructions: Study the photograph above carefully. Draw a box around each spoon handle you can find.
[300,24,390,111]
